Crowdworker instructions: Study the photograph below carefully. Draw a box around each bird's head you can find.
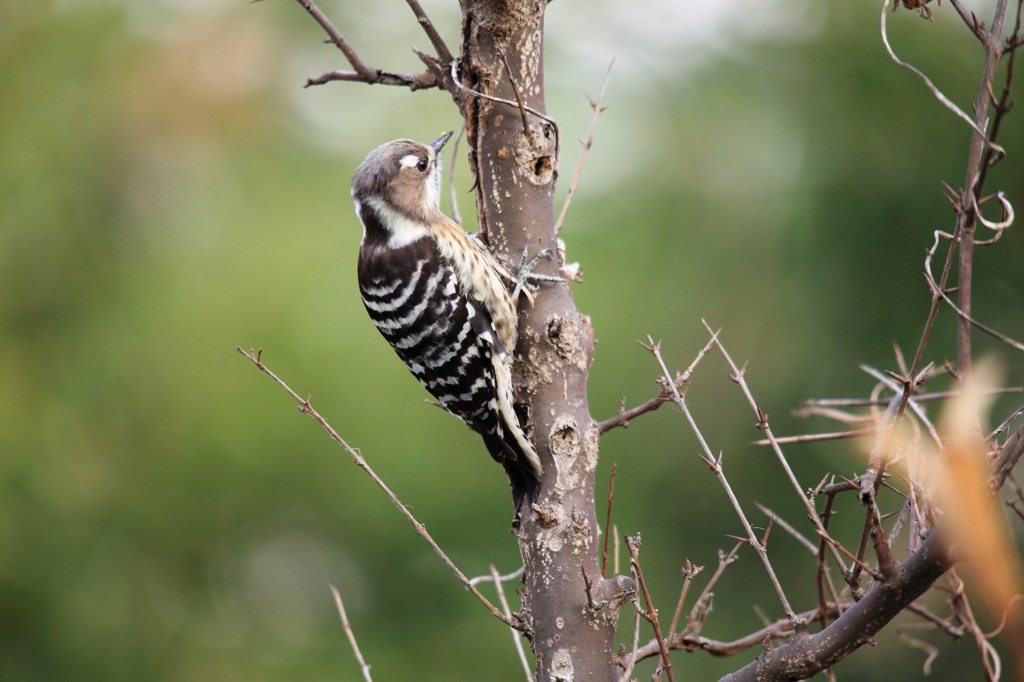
[351,132,453,227]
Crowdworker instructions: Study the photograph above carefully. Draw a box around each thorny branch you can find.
[646,335,798,621]
[555,60,615,236]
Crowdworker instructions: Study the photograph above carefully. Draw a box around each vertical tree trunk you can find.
[458,1,632,679]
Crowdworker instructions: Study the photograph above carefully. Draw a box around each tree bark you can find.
[458,1,632,679]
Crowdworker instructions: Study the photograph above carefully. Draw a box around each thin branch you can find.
[667,561,703,641]
[404,0,455,67]
[630,604,849,663]
[924,230,1024,352]
[598,333,716,434]
[329,583,374,682]
[907,602,966,639]
[701,322,850,590]
[620,600,642,682]
[688,543,742,634]
[235,347,518,629]
[489,564,532,682]
[602,463,617,577]
[988,401,1024,441]
[648,336,796,619]
[799,386,1023,412]
[304,67,438,90]
[880,0,1006,156]
[718,534,952,681]
[449,60,560,146]
[289,0,443,91]
[295,0,375,79]
[755,503,818,555]
[468,565,524,587]
[499,51,532,139]
[554,60,615,235]
[751,427,876,446]
[626,536,675,682]
[896,627,940,675]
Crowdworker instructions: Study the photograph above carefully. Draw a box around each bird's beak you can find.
[429,131,454,152]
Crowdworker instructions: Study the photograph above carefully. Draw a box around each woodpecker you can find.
[350,132,546,508]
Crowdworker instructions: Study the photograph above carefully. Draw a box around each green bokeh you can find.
[2,1,1021,680]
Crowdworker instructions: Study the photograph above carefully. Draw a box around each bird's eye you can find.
[416,157,429,173]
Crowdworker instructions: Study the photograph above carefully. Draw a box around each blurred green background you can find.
[2,0,1022,680]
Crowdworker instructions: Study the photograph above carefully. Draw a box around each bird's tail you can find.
[490,438,541,527]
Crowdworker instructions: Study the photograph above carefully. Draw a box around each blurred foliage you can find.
[1,0,1022,680]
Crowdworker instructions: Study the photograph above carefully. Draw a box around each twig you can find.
[951,0,1013,378]
[598,332,716,435]
[755,503,818,555]
[449,60,560,153]
[235,347,518,629]
[907,602,966,638]
[304,68,438,90]
[499,51,532,139]
[700,322,850,594]
[468,565,524,587]
[404,0,455,69]
[880,0,1006,156]
[626,536,675,682]
[924,230,1024,353]
[554,60,614,235]
[628,603,849,663]
[329,583,374,682]
[291,0,441,91]
[647,335,796,620]
[860,363,942,447]
[620,600,642,682]
[688,543,743,633]
[295,0,375,80]
[896,627,940,675]
[602,463,617,577]
[489,564,532,682]
[988,401,1024,441]
[667,561,703,640]
[800,386,1023,411]
[751,427,876,446]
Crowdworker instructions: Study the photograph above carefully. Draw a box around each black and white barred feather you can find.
[350,134,542,507]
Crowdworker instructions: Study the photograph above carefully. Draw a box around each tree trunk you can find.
[458,1,632,679]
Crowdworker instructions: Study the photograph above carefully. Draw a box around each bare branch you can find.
[667,561,703,641]
[751,427,876,446]
[235,347,518,629]
[701,322,851,589]
[289,0,444,92]
[404,0,455,68]
[626,535,675,682]
[880,0,1006,156]
[602,463,617,577]
[449,61,560,144]
[304,67,438,90]
[719,533,952,681]
[755,503,818,555]
[924,231,1024,352]
[598,332,715,434]
[489,565,532,682]
[555,60,615,235]
[648,336,797,619]
[329,583,374,682]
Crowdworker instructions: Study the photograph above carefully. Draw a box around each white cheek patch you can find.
[399,154,421,169]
